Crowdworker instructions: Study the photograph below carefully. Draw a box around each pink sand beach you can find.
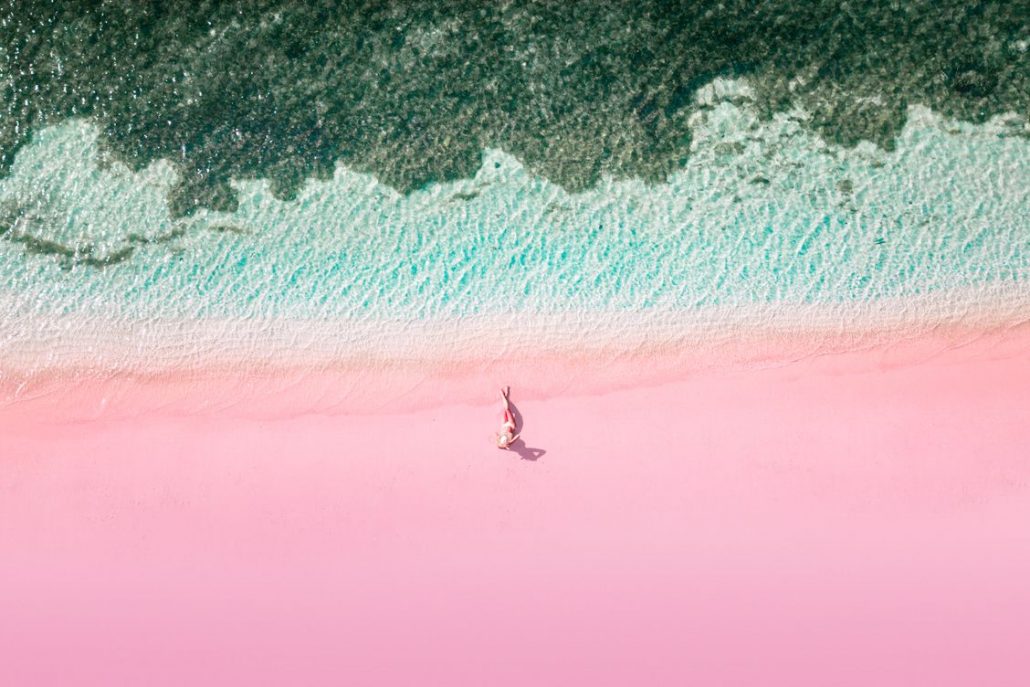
[2,323,1030,686]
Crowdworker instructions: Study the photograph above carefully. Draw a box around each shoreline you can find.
[3,282,1029,417]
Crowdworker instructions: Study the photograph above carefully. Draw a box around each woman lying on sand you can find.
[496,386,520,449]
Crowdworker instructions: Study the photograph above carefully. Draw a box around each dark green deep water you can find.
[3,1,1028,215]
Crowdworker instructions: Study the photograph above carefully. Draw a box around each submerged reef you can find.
[0,197,190,269]
[2,0,1028,214]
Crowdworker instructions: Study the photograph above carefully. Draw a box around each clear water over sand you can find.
[1,81,1027,333]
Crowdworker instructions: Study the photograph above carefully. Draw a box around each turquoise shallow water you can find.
[0,85,1027,325]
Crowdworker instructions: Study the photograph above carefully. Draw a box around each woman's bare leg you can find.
[500,387,516,432]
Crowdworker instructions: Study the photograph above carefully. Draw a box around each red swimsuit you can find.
[501,408,516,431]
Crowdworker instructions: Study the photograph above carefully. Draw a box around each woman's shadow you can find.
[507,398,546,461]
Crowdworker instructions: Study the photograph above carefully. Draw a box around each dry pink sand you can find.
[2,328,1030,686]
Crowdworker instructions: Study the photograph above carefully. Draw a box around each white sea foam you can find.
[2,282,1028,383]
